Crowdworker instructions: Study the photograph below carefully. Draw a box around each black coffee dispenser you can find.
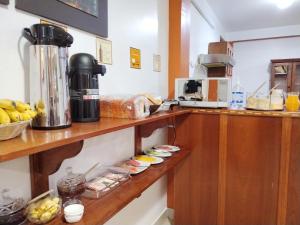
[69,53,106,122]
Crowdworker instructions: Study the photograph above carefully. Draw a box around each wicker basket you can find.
[0,121,30,141]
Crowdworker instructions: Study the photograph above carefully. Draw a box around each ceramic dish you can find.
[134,155,164,165]
[120,164,148,175]
[125,159,151,168]
[144,149,172,158]
[153,145,181,152]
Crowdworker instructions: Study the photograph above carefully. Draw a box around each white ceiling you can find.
[206,0,300,32]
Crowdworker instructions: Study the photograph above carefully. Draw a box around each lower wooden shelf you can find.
[46,150,190,225]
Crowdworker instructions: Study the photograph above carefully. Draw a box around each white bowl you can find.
[65,214,84,223]
[64,204,84,223]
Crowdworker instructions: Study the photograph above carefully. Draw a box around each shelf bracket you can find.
[30,141,84,197]
[134,117,173,155]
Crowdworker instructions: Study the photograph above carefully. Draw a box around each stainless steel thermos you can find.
[23,24,73,129]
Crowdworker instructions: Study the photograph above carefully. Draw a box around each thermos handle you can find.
[23,28,37,44]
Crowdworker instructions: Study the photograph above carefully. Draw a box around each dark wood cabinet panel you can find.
[224,116,282,225]
[286,118,300,225]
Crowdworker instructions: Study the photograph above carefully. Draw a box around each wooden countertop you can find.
[0,109,191,162]
[190,108,300,118]
[1,107,298,163]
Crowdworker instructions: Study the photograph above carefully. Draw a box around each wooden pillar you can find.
[168,0,191,98]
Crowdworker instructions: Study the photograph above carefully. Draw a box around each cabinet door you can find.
[286,118,300,225]
[223,116,282,225]
[271,63,292,92]
[292,62,300,92]
[189,114,220,225]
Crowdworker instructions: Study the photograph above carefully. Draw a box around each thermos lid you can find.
[23,24,73,47]
[70,53,106,75]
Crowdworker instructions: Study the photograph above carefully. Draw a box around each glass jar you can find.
[0,189,26,225]
[57,167,86,202]
[285,92,300,112]
[270,89,284,110]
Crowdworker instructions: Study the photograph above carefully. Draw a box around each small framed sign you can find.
[96,37,112,65]
[130,47,141,69]
[153,54,161,72]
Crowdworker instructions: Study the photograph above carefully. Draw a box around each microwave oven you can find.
[175,78,232,108]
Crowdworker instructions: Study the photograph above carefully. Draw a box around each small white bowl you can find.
[64,203,84,223]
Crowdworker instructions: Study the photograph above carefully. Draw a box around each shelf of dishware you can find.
[46,149,190,225]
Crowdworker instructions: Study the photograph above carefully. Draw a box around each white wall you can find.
[224,24,300,42]
[189,1,221,77]
[0,0,169,224]
[233,37,300,93]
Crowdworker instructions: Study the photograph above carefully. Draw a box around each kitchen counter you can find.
[171,108,300,225]
[191,108,300,118]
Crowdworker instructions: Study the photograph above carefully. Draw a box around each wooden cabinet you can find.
[271,59,300,92]
[207,42,234,77]
[223,116,281,225]
[286,118,300,225]
[171,110,300,225]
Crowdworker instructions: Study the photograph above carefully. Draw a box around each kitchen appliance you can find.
[23,24,73,129]
[69,53,106,122]
[175,78,231,108]
[198,54,235,68]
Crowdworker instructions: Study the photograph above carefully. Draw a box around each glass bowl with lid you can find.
[57,167,86,202]
[0,189,26,225]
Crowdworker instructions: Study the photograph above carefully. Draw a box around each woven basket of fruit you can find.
[0,121,30,141]
[0,99,37,141]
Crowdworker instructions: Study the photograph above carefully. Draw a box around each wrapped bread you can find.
[100,95,150,119]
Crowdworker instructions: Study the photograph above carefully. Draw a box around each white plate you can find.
[153,145,181,152]
[148,156,164,164]
[120,164,149,175]
[134,155,164,165]
[130,166,148,175]
[125,159,151,168]
[144,149,172,158]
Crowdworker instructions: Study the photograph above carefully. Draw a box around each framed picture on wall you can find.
[15,0,108,37]
[96,37,112,65]
[130,47,141,69]
[0,0,9,5]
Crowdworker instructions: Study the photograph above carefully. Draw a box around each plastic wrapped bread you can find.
[100,95,150,119]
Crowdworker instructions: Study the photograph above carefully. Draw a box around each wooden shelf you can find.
[0,109,190,162]
[47,150,190,225]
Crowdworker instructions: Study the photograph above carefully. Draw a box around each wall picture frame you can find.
[96,37,112,65]
[130,47,141,69]
[0,0,9,5]
[153,54,161,72]
[15,0,108,37]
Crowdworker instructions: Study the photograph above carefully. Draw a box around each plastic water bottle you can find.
[230,81,245,110]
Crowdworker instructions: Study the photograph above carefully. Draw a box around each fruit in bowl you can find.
[26,196,61,224]
[0,99,37,141]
